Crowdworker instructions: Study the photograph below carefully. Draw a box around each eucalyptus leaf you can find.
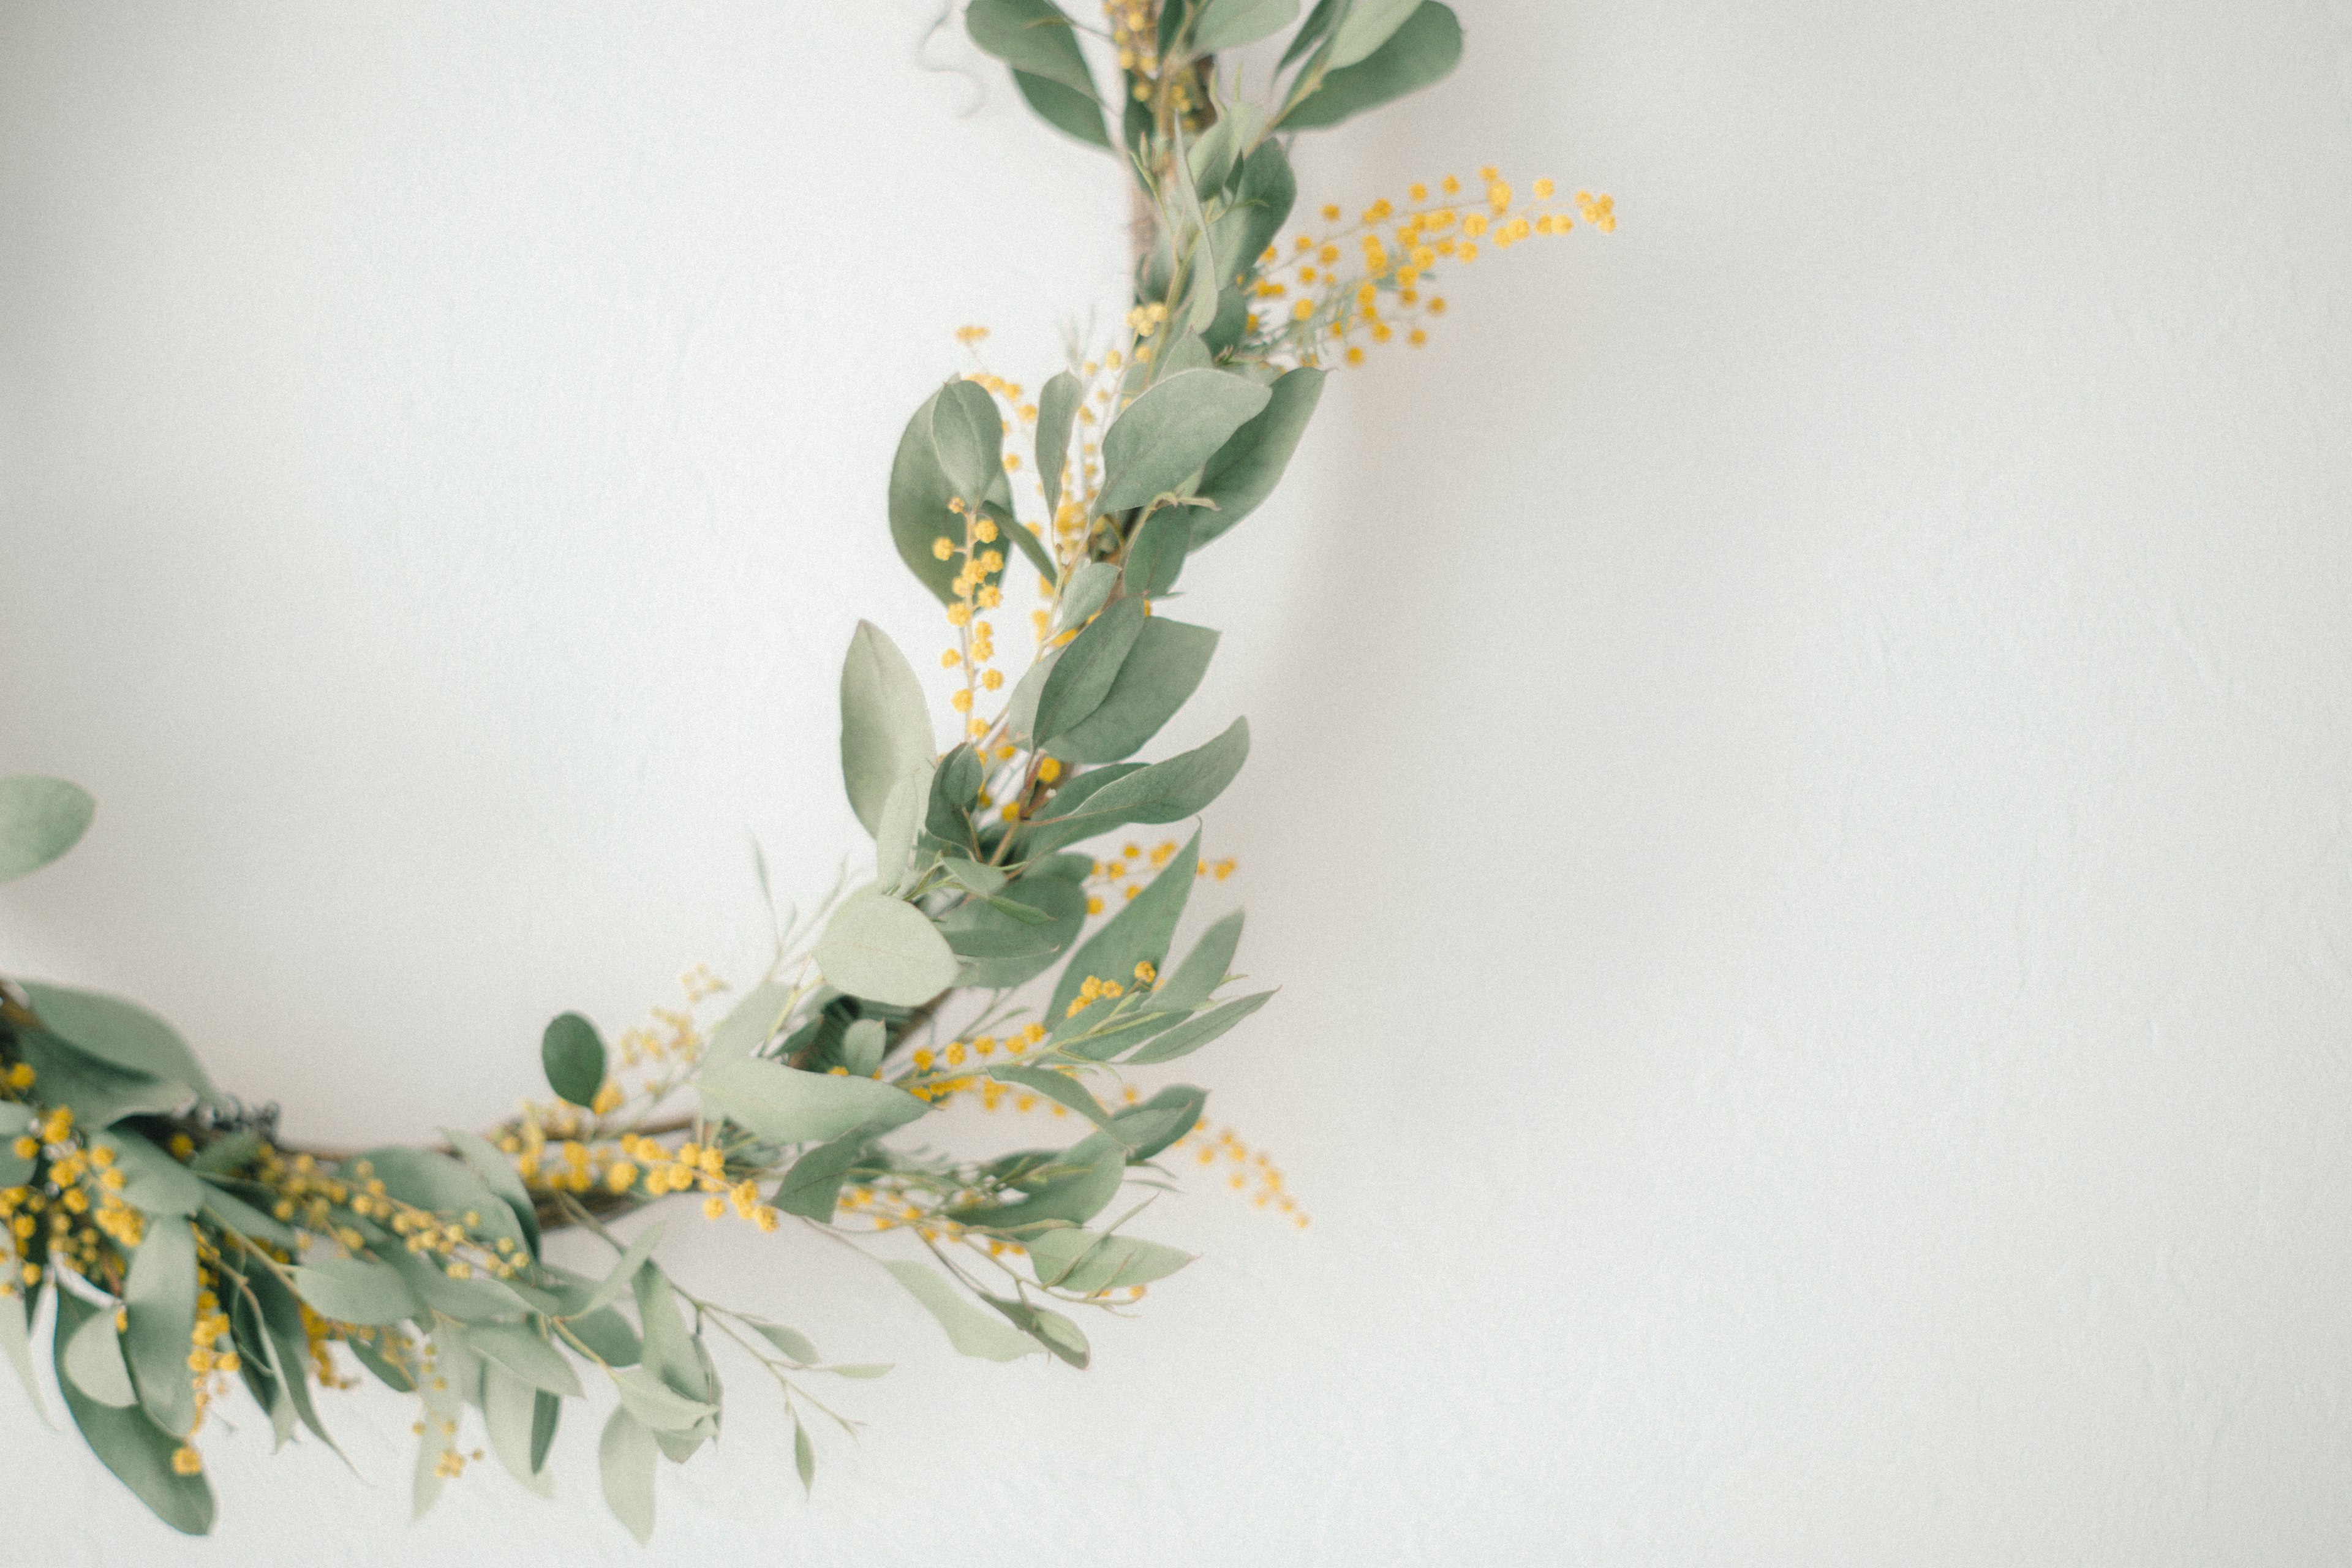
[1281,1,1461,129]
[1191,366,1325,546]
[53,1292,214,1536]
[1013,69,1112,148]
[1056,560,1121,632]
[1036,369,1083,518]
[539,1012,605,1109]
[1044,617,1219,764]
[703,979,796,1066]
[1115,1085,1212,1164]
[970,1131,1127,1229]
[464,1322,584,1399]
[1123,989,1275,1064]
[813,891,960,1006]
[608,1365,713,1435]
[0,775,96,884]
[483,1362,557,1498]
[1124,509,1191,598]
[747,1319,820,1365]
[17,984,221,1109]
[564,1307,642,1369]
[62,1311,137,1408]
[875,763,933,892]
[881,1261,1040,1361]
[0,1103,29,1187]
[1156,908,1246,1012]
[1025,1227,1195,1293]
[288,1258,426,1327]
[840,620,938,835]
[985,1294,1090,1368]
[0,1281,49,1425]
[929,376,1005,502]
[1050,830,1200,1023]
[1191,0,1300,55]
[701,1055,929,1148]
[1325,0,1420,66]
[598,1406,660,1545]
[935,872,1087,989]
[361,1146,527,1251]
[443,1126,541,1260]
[989,1065,1117,1131]
[246,1264,349,1462]
[1097,369,1272,513]
[1020,717,1249,854]
[889,388,973,604]
[9,1030,182,1128]
[967,0,1098,97]
[575,1223,664,1316]
[1035,597,1147,743]
[794,1417,816,1496]
[93,1130,205,1218]
[530,1389,561,1476]
[771,1129,871,1222]
[839,1018,887,1078]
[123,1218,198,1437]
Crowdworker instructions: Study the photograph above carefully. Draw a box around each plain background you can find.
[4,1,2351,1562]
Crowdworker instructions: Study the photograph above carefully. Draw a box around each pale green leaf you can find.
[0,776,95,884]
[608,1365,715,1434]
[1026,1227,1196,1293]
[794,1417,816,1496]
[52,1292,214,1536]
[124,1218,197,1437]
[1019,717,1250,855]
[1097,369,1272,513]
[599,1406,659,1544]
[464,1322,584,1400]
[1044,617,1219,764]
[1192,0,1301,56]
[1050,831,1200,1023]
[929,376,1005,502]
[442,1126,541,1260]
[62,1311,137,1408]
[1325,0,1419,66]
[18,984,220,1109]
[288,1258,426,1327]
[882,1261,1041,1361]
[1191,366,1325,546]
[968,0,1098,97]
[875,763,932,892]
[1156,908,1245,1012]
[840,620,938,835]
[1036,370,1084,519]
[1123,989,1274,1064]
[1035,597,1147,742]
[813,891,960,1005]
[699,1055,928,1145]
[482,1361,557,1498]
[1281,1,1461,129]
[839,1018,887,1078]
[575,1222,664,1316]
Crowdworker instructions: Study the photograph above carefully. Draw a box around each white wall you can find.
[4,1,2351,1562]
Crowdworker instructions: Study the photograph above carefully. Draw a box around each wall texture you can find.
[4,1,2350,1563]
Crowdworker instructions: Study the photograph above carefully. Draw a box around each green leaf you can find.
[875,763,933,892]
[1280,0,1344,67]
[362,1146,527,1251]
[703,978,796,1066]
[941,856,1008,895]
[926,742,986,846]
[973,1131,1128,1229]
[124,1218,198,1437]
[1045,616,1219,764]
[968,0,1098,97]
[985,1293,1090,1368]
[1026,1227,1195,1293]
[929,376,1005,502]
[1050,831,1200,1023]
[189,1128,261,1176]
[1156,908,1246,1012]
[538,1012,605,1110]
[746,1319,820,1365]
[1191,366,1325,546]
[840,620,938,835]
[1097,369,1272,513]
[826,1362,892,1379]
[1281,1,1461,129]
[288,1258,426,1327]
[771,1131,871,1222]
[989,1065,1117,1131]
[889,390,974,604]
[198,1190,297,1251]
[794,1416,816,1496]
[1014,69,1112,148]
[1021,717,1249,854]
[464,1322,584,1399]
[62,1311,137,1407]
[608,1361,712,1434]
[1325,0,1419,66]
[442,1127,541,1261]
[1124,989,1274,1064]
[345,1329,419,1393]
[936,872,1087,989]
[598,1406,659,1545]
[92,1130,205,1217]
[0,1103,29,1188]
[565,1306,641,1369]
[1124,508,1191,597]
[10,1030,181,1128]
[1191,0,1300,54]
[1036,370,1084,519]
[813,891,960,1006]
[244,1264,348,1462]
[881,1261,1039,1361]
[1035,597,1147,744]
[530,1387,562,1475]
[630,1265,712,1431]
[53,1292,214,1536]
[1056,560,1121,632]
[0,1283,51,1425]
[482,1362,557,1498]
[700,1055,929,1145]
[18,984,221,1109]
[839,1017,888,1077]
[1213,141,1298,288]
[575,1223,665,1316]
[0,776,96,884]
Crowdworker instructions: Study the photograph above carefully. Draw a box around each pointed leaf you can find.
[124,1218,197,1437]
[1097,369,1272,513]
[52,1292,214,1536]
[1281,1,1461,129]
[1123,989,1274,1064]
[882,1261,1040,1361]
[287,1258,426,1327]
[1191,366,1325,545]
[840,620,938,835]
[701,1056,928,1145]
[1050,831,1200,1023]
[0,776,96,883]
[813,892,959,1005]
[599,1406,659,1544]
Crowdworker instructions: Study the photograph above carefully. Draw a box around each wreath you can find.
[0,0,1610,1540]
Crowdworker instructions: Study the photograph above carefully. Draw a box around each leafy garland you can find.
[0,0,1610,1541]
